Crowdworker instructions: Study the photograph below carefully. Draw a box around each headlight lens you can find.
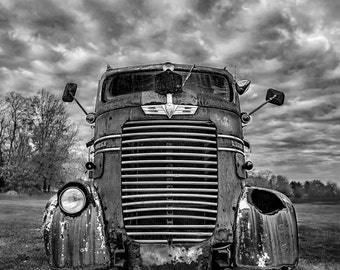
[59,187,87,215]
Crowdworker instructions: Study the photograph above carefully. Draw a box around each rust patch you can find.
[140,245,202,266]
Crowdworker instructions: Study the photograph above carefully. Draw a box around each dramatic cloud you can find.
[0,0,339,183]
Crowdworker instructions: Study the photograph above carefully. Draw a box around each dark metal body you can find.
[43,63,298,269]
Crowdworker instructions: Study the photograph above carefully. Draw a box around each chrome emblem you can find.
[142,94,198,119]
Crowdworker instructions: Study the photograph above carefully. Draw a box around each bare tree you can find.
[30,90,78,192]
[4,92,31,163]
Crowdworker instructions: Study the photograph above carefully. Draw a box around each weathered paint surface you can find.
[137,243,212,270]
[43,185,110,269]
[141,245,202,266]
[234,187,299,269]
[44,63,299,269]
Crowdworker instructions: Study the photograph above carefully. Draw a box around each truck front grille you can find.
[121,120,218,244]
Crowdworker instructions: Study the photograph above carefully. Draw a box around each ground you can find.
[0,194,339,270]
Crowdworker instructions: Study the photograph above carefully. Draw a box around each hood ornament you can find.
[142,94,198,119]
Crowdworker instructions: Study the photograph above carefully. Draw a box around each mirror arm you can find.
[73,96,88,115]
[248,94,277,116]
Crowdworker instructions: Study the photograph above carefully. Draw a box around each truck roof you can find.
[101,62,234,80]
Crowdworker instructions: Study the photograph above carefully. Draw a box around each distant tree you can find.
[309,180,326,198]
[4,92,31,163]
[290,181,304,198]
[247,171,340,202]
[247,170,274,189]
[0,93,34,192]
[61,149,87,186]
[273,175,293,196]
[30,90,78,192]
[325,181,340,198]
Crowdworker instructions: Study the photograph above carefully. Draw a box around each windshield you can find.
[102,71,233,102]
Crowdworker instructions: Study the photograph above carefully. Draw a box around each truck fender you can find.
[42,184,110,269]
[233,186,299,269]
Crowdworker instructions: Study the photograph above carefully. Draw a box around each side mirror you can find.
[236,80,251,95]
[62,83,77,102]
[266,88,285,106]
[61,83,90,117]
[242,88,285,126]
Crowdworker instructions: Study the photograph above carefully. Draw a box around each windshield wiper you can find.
[182,64,196,88]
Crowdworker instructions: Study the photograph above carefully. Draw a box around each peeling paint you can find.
[42,195,57,233]
[257,252,270,267]
[141,245,203,266]
[42,183,110,269]
[80,242,89,253]
[234,187,299,268]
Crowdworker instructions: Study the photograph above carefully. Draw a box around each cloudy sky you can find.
[0,0,339,183]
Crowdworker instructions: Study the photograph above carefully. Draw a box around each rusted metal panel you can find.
[96,90,240,118]
[99,63,234,82]
[43,185,110,269]
[93,153,104,178]
[234,187,299,269]
[135,243,212,270]
[235,153,247,179]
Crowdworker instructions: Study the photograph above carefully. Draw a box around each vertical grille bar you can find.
[121,120,218,244]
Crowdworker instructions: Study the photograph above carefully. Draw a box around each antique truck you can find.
[43,62,299,270]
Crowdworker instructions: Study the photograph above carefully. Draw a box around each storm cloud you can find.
[0,0,339,183]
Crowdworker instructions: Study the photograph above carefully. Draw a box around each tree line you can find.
[247,170,340,203]
[0,90,79,193]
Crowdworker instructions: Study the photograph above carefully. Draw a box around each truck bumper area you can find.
[42,186,111,269]
[234,187,299,269]
[133,243,211,270]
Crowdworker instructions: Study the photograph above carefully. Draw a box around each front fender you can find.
[42,184,110,269]
[234,187,299,269]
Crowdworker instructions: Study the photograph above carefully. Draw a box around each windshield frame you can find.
[101,70,234,102]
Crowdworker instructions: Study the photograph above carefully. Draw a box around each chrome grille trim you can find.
[122,200,217,207]
[121,120,218,244]
[122,160,217,165]
[122,193,217,200]
[125,225,215,229]
[95,147,120,154]
[122,174,217,179]
[218,147,245,156]
[124,215,216,222]
[122,145,217,151]
[122,167,217,172]
[137,239,206,244]
[94,134,122,145]
[123,124,215,132]
[122,181,218,186]
[217,134,244,145]
[122,137,216,144]
[122,152,216,158]
[123,132,216,138]
[122,188,218,193]
[123,207,217,214]
[127,232,212,236]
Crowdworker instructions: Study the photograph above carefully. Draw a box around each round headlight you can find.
[59,186,87,215]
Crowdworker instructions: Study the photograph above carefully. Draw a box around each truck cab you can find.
[43,62,298,270]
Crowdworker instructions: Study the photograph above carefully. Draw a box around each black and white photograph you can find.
[0,1,339,269]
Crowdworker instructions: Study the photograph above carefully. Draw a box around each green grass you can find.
[0,194,339,269]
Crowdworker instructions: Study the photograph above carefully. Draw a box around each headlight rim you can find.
[57,182,90,216]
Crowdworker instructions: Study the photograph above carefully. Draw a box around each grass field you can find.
[0,194,339,270]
